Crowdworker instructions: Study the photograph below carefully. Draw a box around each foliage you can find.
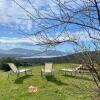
[0,57,20,71]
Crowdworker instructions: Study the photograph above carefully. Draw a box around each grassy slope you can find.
[0,63,98,100]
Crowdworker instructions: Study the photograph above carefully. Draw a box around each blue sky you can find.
[0,0,96,52]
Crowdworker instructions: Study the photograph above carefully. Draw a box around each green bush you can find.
[0,57,20,71]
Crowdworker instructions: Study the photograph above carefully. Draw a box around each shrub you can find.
[0,57,20,71]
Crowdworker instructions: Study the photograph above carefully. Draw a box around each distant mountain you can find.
[20,50,100,64]
[43,50,65,56]
[8,48,40,55]
[0,48,66,58]
[0,49,99,64]
[34,50,66,56]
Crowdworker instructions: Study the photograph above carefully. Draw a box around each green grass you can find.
[0,63,99,100]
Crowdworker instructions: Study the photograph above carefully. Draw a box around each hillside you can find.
[0,48,66,58]
[0,49,99,64]
[20,51,100,64]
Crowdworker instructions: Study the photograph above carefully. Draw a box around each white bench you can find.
[59,65,82,76]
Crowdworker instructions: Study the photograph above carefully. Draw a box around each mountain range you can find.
[0,48,66,58]
[20,50,100,64]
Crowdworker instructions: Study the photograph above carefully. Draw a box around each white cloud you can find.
[0,28,96,47]
[0,36,35,44]
[0,0,28,30]
[0,0,59,32]
[0,0,95,41]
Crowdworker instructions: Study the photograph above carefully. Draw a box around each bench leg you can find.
[30,70,32,74]
[41,71,45,78]
[25,71,27,75]
[16,73,19,79]
[41,71,43,77]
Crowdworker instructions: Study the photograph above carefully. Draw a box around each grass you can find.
[0,63,99,100]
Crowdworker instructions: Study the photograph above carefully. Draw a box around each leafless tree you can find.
[10,0,100,49]
[11,0,100,91]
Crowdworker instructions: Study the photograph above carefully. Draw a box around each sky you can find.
[0,0,97,52]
